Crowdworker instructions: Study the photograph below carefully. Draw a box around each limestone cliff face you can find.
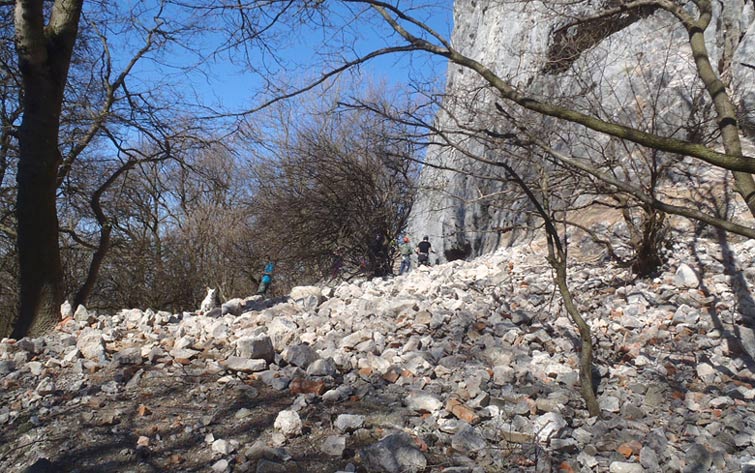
[408,0,755,261]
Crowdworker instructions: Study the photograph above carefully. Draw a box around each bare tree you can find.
[4,0,751,347]
[349,0,755,231]
[248,88,420,283]
[380,97,604,414]
[2,0,432,336]
[10,0,86,337]
[62,140,259,313]
[4,0,230,336]
[360,92,603,413]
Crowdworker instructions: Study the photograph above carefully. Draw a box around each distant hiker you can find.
[399,236,413,275]
[257,261,275,296]
[416,235,434,266]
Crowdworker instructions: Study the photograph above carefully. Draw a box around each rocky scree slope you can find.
[2,229,755,472]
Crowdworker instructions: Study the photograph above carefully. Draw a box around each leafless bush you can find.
[248,91,420,282]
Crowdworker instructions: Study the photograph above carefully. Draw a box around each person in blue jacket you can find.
[257,261,275,295]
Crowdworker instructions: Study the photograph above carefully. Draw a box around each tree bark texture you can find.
[684,1,755,217]
[8,0,83,338]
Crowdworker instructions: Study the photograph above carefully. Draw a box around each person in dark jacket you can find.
[416,236,434,266]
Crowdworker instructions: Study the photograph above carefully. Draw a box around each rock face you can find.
[408,1,755,260]
[2,226,755,472]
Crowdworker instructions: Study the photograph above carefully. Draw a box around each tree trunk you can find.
[13,131,64,337]
[550,251,602,417]
[479,155,602,416]
[685,1,755,218]
[72,158,137,309]
[7,0,84,338]
[73,224,111,309]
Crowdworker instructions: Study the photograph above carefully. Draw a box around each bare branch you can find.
[356,0,755,174]
[534,138,755,239]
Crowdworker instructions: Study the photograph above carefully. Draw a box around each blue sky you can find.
[106,1,454,114]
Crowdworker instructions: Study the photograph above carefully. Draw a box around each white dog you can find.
[199,287,220,313]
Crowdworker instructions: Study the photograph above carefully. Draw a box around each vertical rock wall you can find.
[408,0,755,261]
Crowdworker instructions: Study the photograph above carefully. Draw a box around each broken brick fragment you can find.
[445,397,480,424]
[289,378,326,395]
